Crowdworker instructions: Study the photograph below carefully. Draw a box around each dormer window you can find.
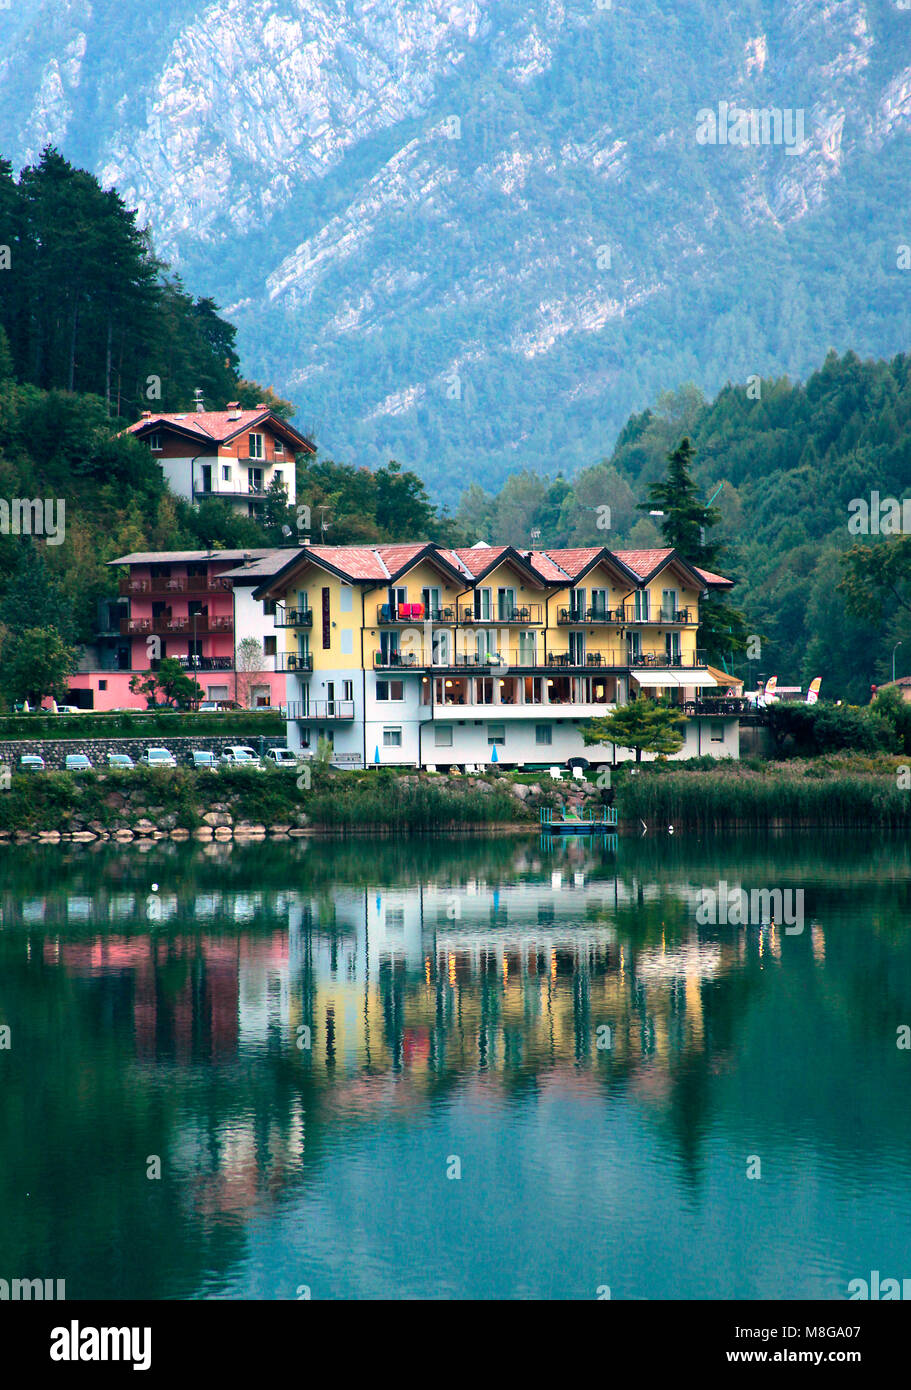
[148,432,162,452]
[248,432,265,460]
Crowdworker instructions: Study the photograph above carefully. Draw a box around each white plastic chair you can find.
[549,767,563,781]
[572,767,586,782]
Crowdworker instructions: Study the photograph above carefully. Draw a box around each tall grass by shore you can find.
[616,758,911,830]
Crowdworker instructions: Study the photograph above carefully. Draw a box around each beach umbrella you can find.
[491,744,498,763]
[374,746,380,765]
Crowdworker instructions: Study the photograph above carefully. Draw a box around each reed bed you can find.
[617,765,911,829]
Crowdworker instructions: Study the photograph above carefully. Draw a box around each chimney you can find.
[194,388,204,413]
[255,402,267,409]
[303,538,312,546]
[141,410,152,419]
[226,401,240,409]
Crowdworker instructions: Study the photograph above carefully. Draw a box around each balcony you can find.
[458,604,543,624]
[374,651,494,670]
[121,615,233,636]
[557,605,624,625]
[150,656,233,672]
[558,605,696,625]
[287,700,355,721]
[119,575,232,596]
[276,653,313,673]
[629,651,707,669]
[682,697,753,716]
[275,606,313,628]
[194,486,270,502]
[376,603,458,624]
[623,605,696,625]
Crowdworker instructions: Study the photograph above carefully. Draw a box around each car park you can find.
[107,752,135,770]
[143,747,177,768]
[65,753,92,772]
[19,754,45,772]
[220,746,264,770]
[264,748,299,768]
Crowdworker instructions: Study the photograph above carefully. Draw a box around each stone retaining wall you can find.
[0,734,288,770]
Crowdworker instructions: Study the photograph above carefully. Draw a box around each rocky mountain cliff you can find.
[2,0,911,500]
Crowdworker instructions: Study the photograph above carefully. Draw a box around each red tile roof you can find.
[694,565,734,588]
[126,409,267,441]
[125,408,313,450]
[611,548,675,578]
[253,542,733,592]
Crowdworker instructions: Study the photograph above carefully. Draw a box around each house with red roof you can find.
[124,399,314,517]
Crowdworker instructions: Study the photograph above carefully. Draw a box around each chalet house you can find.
[125,402,314,517]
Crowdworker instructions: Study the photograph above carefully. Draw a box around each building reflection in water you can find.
[4,839,825,1227]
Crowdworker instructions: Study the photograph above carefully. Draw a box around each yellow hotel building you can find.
[251,541,739,767]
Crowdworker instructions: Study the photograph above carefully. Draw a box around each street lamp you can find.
[893,641,903,683]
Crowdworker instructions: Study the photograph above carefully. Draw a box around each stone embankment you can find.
[0,735,287,770]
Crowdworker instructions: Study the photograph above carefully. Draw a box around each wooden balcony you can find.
[119,575,232,596]
[121,615,233,636]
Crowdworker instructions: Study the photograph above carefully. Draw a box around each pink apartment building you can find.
[68,549,289,710]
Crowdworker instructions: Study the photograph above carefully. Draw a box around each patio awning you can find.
[633,669,719,688]
[679,670,720,688]
[633,672,680,687]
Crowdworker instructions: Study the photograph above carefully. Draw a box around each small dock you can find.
[540,806,618,833]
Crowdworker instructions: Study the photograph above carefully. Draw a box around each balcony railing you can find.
[557,605,696,625]
[682,697,753,716]
[629,651,706,669]
[374,651,495,670]
[275,606,313,628]
[194,486,269,501]
[557,605,623,625]
[150,656,233,672]
[376,603,458,624]
[458,604,543,624]
[121,615,233,636]
[276,653,313,672]
[287,700,355,721]
[119,576,232,596]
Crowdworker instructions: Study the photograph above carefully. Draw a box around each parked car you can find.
[264,748,299,768]
[65,753,92,772]
[55,706,83,715]
[220,746,264,770]
[19,754,45,772]
[107,752,135,770]
[189,750,218,771]
[143,747,177,768]
[197,701,221,712]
